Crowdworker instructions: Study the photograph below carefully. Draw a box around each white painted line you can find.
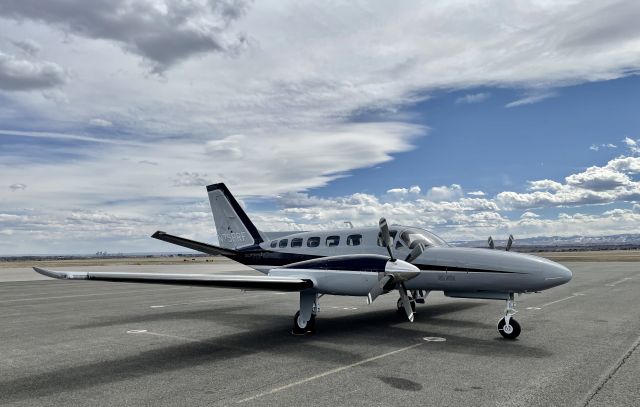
[126,329,148,334]
[0,286,184,304]
[605,277,633,287]
[423,337,446,342]
[526,307,542,310]
[236,343,424,404]
[539,295,580,308]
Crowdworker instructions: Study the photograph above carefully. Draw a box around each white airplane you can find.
[35,183,572,339]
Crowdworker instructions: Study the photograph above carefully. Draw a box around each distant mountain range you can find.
[453,233,640,250]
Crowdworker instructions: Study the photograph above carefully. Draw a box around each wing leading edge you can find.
[32,267,313,291]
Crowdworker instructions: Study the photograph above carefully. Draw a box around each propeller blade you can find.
[367,274,394,304]
[506,234,514,251]
[398,283,414,322]
[487,236,495,249]
[379,217,395,261]
[405,242,425,263]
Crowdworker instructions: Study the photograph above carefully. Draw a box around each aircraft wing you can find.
[33,267,313,291]
[151,231,239,257]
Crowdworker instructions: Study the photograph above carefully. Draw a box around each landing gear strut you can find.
[498,292,521,339]
[292,291,319,335]
[396,297,416,313]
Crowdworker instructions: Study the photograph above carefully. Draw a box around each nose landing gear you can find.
[498,292,521,339]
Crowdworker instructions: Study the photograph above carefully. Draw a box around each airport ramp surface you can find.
[0,260,638,406]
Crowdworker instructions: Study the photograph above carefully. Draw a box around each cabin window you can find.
[347,234,362,246]
[279,239,289,248]
[291,238,303,248]
[270,240,278,248]
[326,235,340,247]
[377,230,398,246]
[307,237,320,247]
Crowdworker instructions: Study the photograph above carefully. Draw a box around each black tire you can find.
[396,297,417,313]
[292,311,316,335]
[498,317,521,339]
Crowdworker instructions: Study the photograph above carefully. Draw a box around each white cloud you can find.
[505,90,556,108]
[0,51,66,91]
[426,184,463,202]
[1,0,252,73]
[606,155,640,173]
[172,172,210,187]
[589,143,617,151]
[10,39,41,56]
[8,183,26,191]
[528,180,563,191]
[623,137,640,154]
[455,92,490,104]
[499,154,640,210]
[89,118,113,127]
[467,191,486,196]
[387,185,421,196]
[565,166,631,191]
[520,211,539,219]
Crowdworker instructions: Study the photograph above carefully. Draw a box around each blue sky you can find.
[1,1,640,254]
[317,76,640,199]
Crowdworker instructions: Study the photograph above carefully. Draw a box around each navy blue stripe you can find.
[416,264,523,274]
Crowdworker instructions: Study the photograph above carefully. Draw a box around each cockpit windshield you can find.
[399,227,448,248]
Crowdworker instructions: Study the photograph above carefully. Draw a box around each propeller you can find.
[405,242,425,263]
[379,217,395,261]
[506,234,514,251]
[487,234,515,251]
[367,217,419,322]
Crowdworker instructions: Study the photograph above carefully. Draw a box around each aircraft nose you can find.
[544,261,572,286]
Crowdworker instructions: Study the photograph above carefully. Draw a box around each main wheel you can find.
[497,317,521,339]
[292,311,316,335]
[396,298,417,313]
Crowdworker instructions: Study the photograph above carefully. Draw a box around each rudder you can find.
[207,183,263,249]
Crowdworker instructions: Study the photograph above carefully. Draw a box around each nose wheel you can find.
[498,293,521,339]
[498,316,521,339]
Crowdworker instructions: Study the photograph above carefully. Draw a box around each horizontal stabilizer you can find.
[33,267,313,291]
[151,231,239,257]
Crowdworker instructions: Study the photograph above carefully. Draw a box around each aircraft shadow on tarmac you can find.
[1,303,552,403]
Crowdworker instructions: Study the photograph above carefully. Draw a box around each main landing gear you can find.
[292,291,319,335]
[498,292,521,339]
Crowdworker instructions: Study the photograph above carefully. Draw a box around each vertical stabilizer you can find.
[207,183,263,249]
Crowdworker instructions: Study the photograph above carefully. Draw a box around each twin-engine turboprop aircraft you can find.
[34,183,572,338]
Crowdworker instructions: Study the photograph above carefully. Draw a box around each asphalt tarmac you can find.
[1,261,638,406]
